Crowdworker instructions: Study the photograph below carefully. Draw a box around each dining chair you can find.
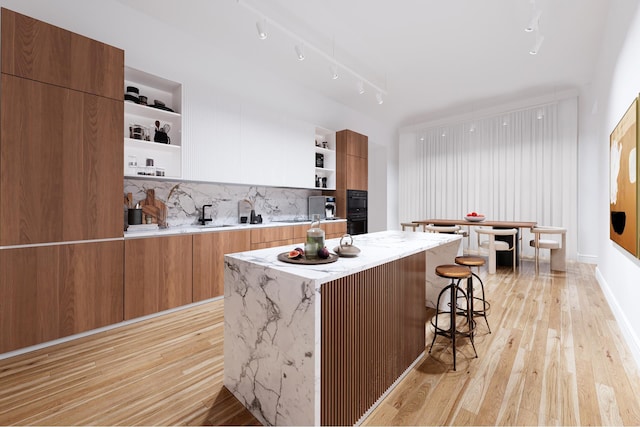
[400,222,419,231]
[423,224,468,237]
[529,226,567,272]
[475,227,518,273]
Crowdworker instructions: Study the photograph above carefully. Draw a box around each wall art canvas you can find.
[610,98,638,257]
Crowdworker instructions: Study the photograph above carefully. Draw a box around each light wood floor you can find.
[1,260,639,426]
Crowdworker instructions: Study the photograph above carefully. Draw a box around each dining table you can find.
[412,218,537,271]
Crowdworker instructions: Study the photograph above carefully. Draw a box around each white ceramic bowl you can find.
[464,215,485,222]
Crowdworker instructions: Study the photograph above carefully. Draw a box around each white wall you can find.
[0,0,396,231]
[580,0,640,368]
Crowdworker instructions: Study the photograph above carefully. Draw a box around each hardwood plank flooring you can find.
[0,260,639,425]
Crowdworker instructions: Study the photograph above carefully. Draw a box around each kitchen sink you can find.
[271,219,311,223]
[198,224,235,228]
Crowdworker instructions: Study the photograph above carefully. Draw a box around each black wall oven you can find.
[346,189,367,235]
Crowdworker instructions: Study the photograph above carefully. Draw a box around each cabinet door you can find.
[323,222,347,239]
[345,130,368,159]
[347,155,368,191]
[1,8,124,100]
[0,75,124,245]
[0,241,124,353]
[193,230,251,301]
[124,235,193,320]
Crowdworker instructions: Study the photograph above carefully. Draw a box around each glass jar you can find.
[305,214,325,259]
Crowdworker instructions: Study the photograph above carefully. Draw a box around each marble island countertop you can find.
[123,218,346,238]
[225,230,461,287]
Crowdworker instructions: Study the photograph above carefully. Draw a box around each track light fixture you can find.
[330,64,339,80]
[238,0,387,105]
[256,20,267,40]
[529,32,544,55]
[525,9,541,32]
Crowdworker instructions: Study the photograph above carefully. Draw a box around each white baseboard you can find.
[577,253,598,264]
[595,267,640,370]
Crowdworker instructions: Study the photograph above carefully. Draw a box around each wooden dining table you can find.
[412,218,537,271]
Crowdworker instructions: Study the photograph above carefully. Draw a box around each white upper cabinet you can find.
[183,98,315,188]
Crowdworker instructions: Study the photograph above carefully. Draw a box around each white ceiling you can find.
[121,0,610,128]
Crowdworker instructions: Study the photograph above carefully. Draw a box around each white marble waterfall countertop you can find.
[225,230,461,286]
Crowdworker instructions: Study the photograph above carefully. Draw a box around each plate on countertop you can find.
[277,252,338,265]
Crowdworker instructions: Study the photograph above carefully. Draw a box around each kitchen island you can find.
[223,230,461,426]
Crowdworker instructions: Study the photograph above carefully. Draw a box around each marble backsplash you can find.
[124,178,322,227]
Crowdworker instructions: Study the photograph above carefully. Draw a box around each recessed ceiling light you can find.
[295,44,305,61]
[376,92,384,104]
[357,80,365,95]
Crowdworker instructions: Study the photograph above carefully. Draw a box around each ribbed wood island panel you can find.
[320,252,426,426]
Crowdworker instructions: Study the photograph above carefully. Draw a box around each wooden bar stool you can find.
[429,264,477,371]
[455,255,491,333]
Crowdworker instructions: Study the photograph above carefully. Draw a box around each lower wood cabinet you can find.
[193,230,251,301]
[0,240,124,354]
[124,235,193,320]
[323,221,347,239]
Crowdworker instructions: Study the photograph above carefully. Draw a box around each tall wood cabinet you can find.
[332,129,368,218]
[0,8,124,246]
[0,241,124,353]
[0,8,125,354]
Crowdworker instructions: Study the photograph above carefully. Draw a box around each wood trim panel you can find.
[1,8,124,100]
[124,235,193,320]
[193,230,251,301]
[0,241,124,353]
[0,75,123,245]
[320,252,426,426]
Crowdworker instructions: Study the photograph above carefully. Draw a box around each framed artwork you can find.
[609,97,638,257]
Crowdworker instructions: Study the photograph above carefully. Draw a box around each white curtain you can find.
[399,97,577,259]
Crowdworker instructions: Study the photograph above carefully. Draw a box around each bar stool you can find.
[429,264,477,371]
[455,255,491,333]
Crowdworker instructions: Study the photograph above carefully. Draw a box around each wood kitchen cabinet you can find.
[0,241,124,354]
[251,226,295,250]
[1,8,123,99]
[336,129,368,191]
[193,230,251,301]
[323,221,347,239]
[124,235,193,320]
[0,75,124,245]
[0,8,124,246]
[331,130,368,218]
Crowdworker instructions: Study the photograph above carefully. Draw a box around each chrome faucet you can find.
[200,204,213,225]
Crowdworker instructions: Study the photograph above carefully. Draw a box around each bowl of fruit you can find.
[464,212,485,222]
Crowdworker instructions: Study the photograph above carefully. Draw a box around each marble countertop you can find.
[124,218,347,238]
[225,230,461,286]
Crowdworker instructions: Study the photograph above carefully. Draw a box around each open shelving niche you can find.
[124,66,182,179]
[315,126,336,190]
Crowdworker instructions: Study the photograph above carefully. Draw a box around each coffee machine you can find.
[325,197,336,219]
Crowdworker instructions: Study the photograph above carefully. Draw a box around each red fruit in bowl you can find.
[317,247,330,259]
[470,212,478,216]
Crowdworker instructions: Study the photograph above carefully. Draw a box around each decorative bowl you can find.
[464,215,485,222]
